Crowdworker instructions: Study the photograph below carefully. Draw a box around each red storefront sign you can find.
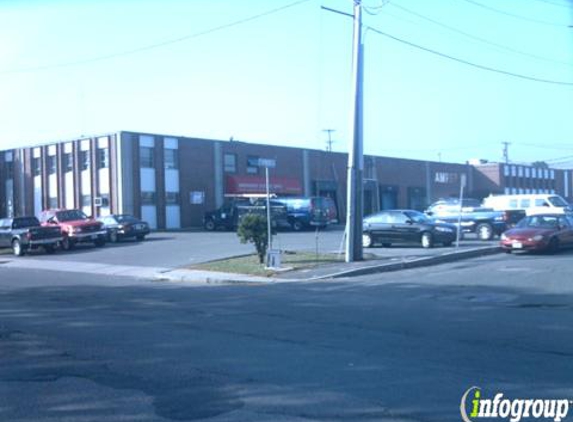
[226,175,302,195]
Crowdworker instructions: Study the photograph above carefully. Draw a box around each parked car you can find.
[274,196,338,231]
[0,216,63,256]
[500,213,573,253]
[426,204,525,241]
[362,209,457,248]
[483,193,573,216]
[38,209,107,250]
[97,214,150,242]
[425,198,483,215]
[204,198,290,231]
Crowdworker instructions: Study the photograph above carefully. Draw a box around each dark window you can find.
[5,161,14,179]
[48,156,57,175]
[49,197,58,209]
[81,195,91,207]
[97,149,109,169]
[33,158,41,176]
[164,149,178,169]
[80,151,90,171]
[165,192,180,205]
[247,156,259,174]
[63,153,73,172]
[141,191,156,205]
[224,154,237,173]
[140,147,154,168]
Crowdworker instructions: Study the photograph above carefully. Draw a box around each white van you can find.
[482,194,572,216]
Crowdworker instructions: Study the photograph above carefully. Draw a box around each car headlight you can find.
[435,226,453,233]
[500,233,507,240]
[531,235,544,241]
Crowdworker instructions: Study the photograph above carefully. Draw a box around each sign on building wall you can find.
[190,191,205,205]
[434,172,460,184]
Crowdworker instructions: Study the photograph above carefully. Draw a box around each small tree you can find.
[237,213,268,264]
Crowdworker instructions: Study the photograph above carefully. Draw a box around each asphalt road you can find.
[1,251,572,421]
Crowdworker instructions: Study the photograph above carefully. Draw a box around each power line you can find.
[0,0,312,75]
[386,2,573,68]
[366,26,573,86]
[528,0,573,8]
[461,0,570,27]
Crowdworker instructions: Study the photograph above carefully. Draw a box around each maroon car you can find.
[39,209,107,250]
[500,213,573,253]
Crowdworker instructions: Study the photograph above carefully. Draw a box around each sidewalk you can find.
[157,244,501,284]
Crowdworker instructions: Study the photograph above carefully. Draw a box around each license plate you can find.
[512,242,523,249]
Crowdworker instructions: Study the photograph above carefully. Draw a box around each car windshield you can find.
[548,196,569,207]
[116,215,139,223]
[405,211,431,224]
[12,217,40,229]
[518,215,560,229]
[56,210,88,222]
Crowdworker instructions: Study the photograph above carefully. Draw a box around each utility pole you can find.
[502,141,511,164]
[323,129,335,152]
[345,0,364,262]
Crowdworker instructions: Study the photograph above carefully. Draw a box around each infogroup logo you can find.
[460,387,571,422]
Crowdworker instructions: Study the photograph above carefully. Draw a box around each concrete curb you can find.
[155,246,501,284]
[310,246,501,279]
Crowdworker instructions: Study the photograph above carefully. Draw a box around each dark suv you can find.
[204,198,290,231]
[274,196,338,231]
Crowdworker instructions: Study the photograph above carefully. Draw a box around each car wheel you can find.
[95,238,106,247]
[204,219,216,231]
[12,239,25,256]
[44,245,56,254]
[292,220,304,232]
[136,234,146,241]
[382,243,391,248]
[476,223,494,241]
[504,249,512,254]
[548,237,560,254]
[443,241,453,247]
[362,233,373,248]
[61,236,74,251]
[109,230,118,243]
[421,232,434,248]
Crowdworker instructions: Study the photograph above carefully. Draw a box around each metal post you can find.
[345,0,364,262]
[265,166,272,251]
[456,174,467,249]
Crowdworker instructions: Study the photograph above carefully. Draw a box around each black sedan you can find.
[362,209,457,248]
[98,214,150,242]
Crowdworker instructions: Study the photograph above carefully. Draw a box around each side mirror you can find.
[406,219,414,225]
[425,211,433,216]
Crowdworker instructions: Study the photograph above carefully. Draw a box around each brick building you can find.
[1,131,570,229]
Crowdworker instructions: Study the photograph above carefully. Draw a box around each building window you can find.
[48,156,57,175]
[49,197,58,209]
[33,158,41,176]
[247,156,259,174]
[164,149,178,169]
[80,151,90,171]
[525,168,530,178]
[5,161,14,179]
[97,148,109,169]
[81,195,91,207]
[550,170,555,180]
[503,165,509,177]
[140,147,154,168]
[224,153,237,173]
[517,166,523,177]
[63,153,73,172]
[165,192,180,205]
[141,191,156,205]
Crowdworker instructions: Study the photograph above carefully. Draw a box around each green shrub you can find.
[237,214,268,264]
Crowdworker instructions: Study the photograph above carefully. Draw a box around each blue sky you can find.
[0,0,572,165]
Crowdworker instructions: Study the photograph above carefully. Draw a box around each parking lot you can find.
[1,226,498,272]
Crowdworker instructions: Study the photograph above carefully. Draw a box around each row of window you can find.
[47,195,110,209]
[139,147,178,169]
[503,188,556,195]
[503,165,555,180]
[33,149,109,176]
[141,192,180,205]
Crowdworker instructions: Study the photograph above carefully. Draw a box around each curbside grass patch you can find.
[190,251,350,277]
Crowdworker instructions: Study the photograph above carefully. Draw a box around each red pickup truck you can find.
[39,209,107,250]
